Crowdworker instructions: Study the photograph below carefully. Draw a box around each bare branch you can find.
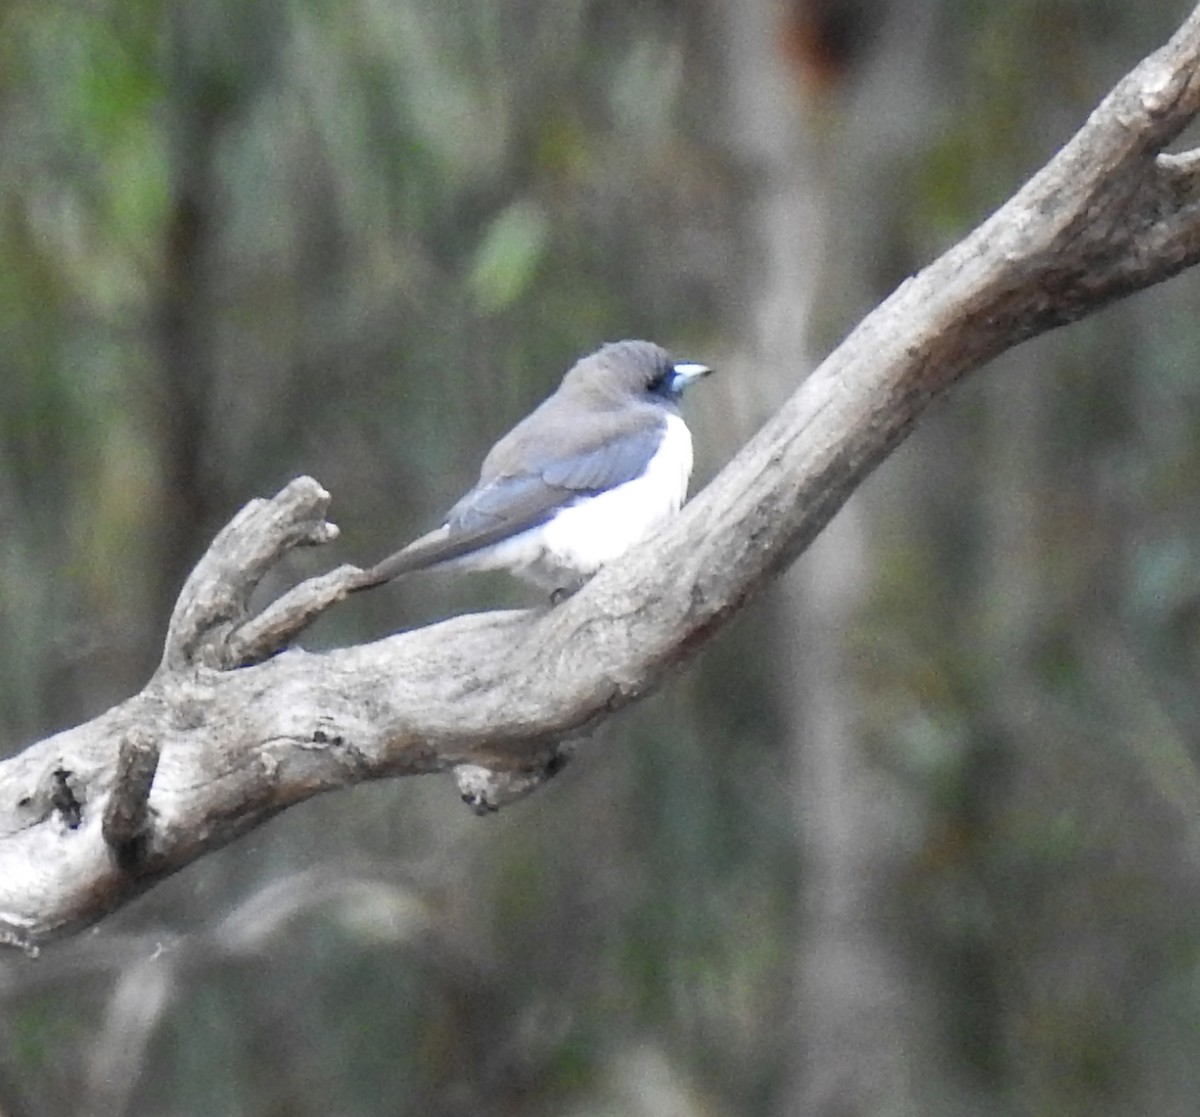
[101,731,161,870]
[160,476,342,671]
[5,6,1200,946]
[225,564,363,667]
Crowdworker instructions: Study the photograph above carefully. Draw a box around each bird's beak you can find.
[671,362,713,387]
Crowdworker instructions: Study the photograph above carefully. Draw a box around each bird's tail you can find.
[349,525,458,592]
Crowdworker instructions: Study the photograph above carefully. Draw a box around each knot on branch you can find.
[159,477,365,672]
[453,751,572,814]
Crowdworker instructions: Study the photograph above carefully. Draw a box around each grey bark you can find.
[5,7,1200,947]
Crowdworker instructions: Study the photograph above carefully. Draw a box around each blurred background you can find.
[3,0,1200,1114]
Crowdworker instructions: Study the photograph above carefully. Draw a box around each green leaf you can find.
[467,199,549,313]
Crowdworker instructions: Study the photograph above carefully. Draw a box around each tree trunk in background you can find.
[719,1,940,1112]
[151,9,240,637]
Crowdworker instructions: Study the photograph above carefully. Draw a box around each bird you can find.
[354,339,712,598]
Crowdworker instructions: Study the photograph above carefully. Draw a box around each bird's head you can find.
[565,339,713,406]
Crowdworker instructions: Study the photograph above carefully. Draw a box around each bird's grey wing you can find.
[448,421,665,538]
[537,423,665,490]
[358,423,664,587]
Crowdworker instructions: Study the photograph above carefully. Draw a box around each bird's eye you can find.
[647,368,677,397]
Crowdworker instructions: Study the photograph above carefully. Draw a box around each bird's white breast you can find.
[540,413,693,575]
[455,413,694,591]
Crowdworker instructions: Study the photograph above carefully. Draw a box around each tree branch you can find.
[5,6,1200,947]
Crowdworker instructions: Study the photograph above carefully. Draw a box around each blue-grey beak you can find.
[669,361,713,392]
